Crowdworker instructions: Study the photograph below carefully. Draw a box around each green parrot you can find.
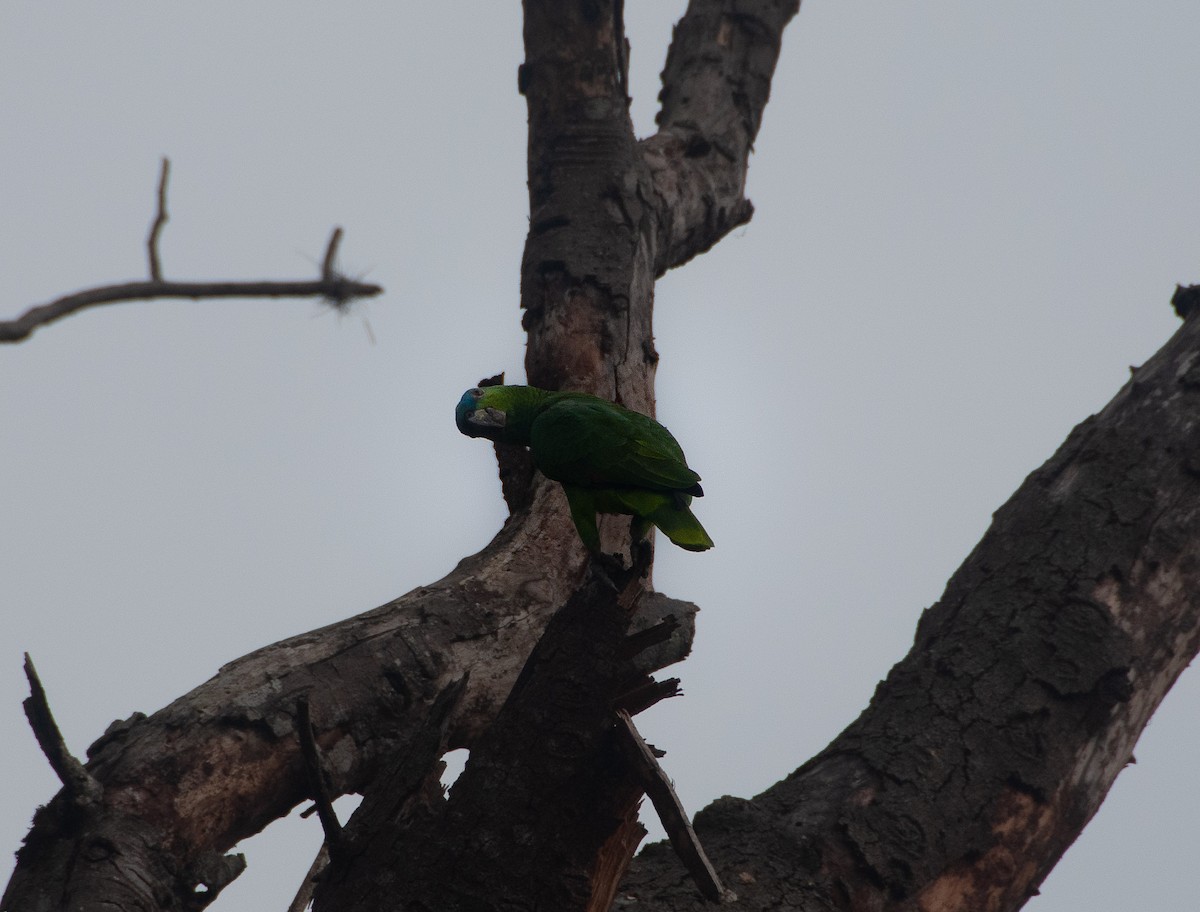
[456,384,713,553]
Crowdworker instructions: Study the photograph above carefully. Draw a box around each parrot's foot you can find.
[586,552,628,592]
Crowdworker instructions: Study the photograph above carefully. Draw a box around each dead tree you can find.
[5,2,1199,911]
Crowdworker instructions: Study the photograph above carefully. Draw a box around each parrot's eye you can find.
[469,388,483,399]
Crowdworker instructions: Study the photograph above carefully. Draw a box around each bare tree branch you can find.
[615,710,729,904]
[21,653,102,808]
[0,160,382,343]
[296,696,344,859]
[0,273,383,343]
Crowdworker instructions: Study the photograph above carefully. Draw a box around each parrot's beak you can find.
[465,407,507,431]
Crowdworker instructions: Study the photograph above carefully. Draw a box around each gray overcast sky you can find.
[2,2,1197,909]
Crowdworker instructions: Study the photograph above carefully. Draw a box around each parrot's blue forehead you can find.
[455,388,485,435]
[456,389,477,412]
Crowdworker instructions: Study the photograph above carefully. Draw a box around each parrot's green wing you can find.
[529,396,702,493]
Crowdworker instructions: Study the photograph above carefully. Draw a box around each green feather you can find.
[457,385,713,552]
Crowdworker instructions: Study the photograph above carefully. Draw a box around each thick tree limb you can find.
[1,500,696,910]
[621,303,1200,910]
[641,0,801,276]
[0,158,381,343]
[314,558,662,911]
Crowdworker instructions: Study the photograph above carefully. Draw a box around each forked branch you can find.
[0,158,382,343]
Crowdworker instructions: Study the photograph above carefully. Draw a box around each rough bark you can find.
[313,555,666,912]
[619,309,1200,909]
[3,1,796,909]
[2,517,696,911]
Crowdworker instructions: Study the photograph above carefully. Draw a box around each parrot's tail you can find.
[585,486,714,553]
[649,502,714,552]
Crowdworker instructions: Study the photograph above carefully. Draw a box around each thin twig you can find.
[322,227,343,282]
[22,653,103,807]
[319,227,365,314]
[0,274,383,343]
[297,696,344,858]
[147,157,170,281]
[615,710,731,903]
[286,842,330,912]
